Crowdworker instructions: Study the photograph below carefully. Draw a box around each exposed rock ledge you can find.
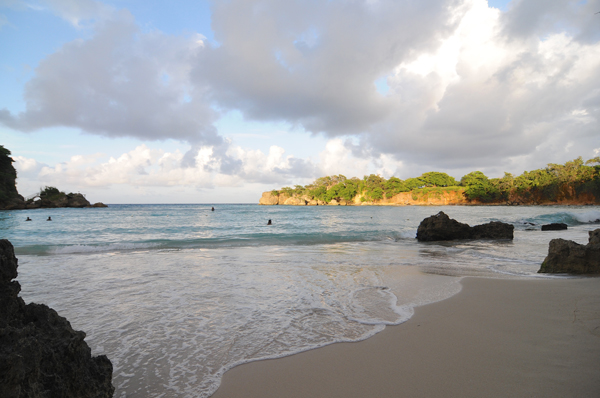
[0,239,114,397]
[416,211,514,241]
[538,229,600,274]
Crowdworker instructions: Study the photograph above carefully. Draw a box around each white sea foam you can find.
[570,210,600,224]
[51,242,159,254]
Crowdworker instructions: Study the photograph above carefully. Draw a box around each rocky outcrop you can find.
[0,239,115,397]
[259,192,279,205]
[538,229,600,274]
[416,211,514,241]
[541,223,568,231]
[283,197,306,205]
[2,193,107,210]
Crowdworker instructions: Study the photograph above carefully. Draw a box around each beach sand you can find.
[212,277,600,398]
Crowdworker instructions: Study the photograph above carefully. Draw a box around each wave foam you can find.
[570,210,600,224]
[52,242,160,254]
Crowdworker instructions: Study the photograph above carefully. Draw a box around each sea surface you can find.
[1,204,599,397]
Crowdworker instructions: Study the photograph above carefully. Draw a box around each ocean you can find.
[2,204,599,397]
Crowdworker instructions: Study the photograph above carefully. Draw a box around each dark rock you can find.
[91,202,108,208]
[541,223,568,231]
[3,197,26,210]
[590,229,600,245]
[67,193,91,208]
[416,211,514,241]
[538,229,600,274]
[0,239,114,398]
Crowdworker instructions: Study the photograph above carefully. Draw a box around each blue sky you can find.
[1,0,599,203]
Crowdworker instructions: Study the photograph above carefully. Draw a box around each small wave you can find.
[15,232,404,256]
[15,242,162,256]
[517,210,600,227]
[570,210,600,224]
[52,243,161,254]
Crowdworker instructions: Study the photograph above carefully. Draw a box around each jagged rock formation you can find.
[2,192,108,210]
[541,223,568,231]
[0,146,25,210]
[416,211,514,241]
[0,145,107,210]
[0,239,114,397]
[538,229,600,274]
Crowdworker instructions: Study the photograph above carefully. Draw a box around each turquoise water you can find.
[2,204,599,397]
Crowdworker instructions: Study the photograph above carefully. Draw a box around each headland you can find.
[259,157,600,206]
[0,145,107,210]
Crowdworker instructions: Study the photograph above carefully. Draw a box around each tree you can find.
[404,177,424,190]
[419,172,458,187]
[361,174,386,201]
[40,186,63,199]
[384,177,409,197]
[461,171,499,202]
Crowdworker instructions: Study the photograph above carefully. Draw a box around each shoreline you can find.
[211,276,600,398]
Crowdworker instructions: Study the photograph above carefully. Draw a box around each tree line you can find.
[271,157,600,204]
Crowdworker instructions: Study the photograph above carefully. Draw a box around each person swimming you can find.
[26,217,32,221]
[211,207,215,211]
[47,216,52,221]
[267,219,272,225]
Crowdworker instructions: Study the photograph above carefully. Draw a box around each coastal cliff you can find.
[0,239,115,397]
[259,186,598,206]
[0,145,107,210]
[259,189,475,206]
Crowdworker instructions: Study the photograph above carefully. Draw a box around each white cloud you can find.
[0,9,219,147]
[3,0,600,197]
[42,0,114,27]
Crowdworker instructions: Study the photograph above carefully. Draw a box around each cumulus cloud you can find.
[194,0,462,135]
[13,144,313,190]
[359,0,600,171]
[13,140,405,197]
[0,9,220,147]
[4,0,600,191]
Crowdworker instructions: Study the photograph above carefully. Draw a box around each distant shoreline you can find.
[258,189,599,207]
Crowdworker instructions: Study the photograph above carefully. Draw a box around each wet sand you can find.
[212,277,600,398]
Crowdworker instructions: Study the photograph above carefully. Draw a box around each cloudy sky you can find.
[1,0,599,203]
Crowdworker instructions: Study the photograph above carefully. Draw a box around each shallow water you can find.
[1,204,598,397]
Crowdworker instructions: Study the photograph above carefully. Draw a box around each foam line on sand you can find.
[211,277,600,398]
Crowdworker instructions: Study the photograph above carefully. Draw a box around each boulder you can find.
[416,211,514,241]
[590,229,600,245]
[541,223,568,231]
[0,239,115,398]
[91,202,108,208]
[66,193,91,208]
[538,229,600,274]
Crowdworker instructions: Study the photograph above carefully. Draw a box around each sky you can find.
[1,0,599,204]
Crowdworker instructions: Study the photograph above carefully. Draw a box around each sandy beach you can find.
[212,277,600,398]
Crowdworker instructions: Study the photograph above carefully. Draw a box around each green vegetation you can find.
[0,145,19,205]
[269,157,600,204]
[39,186,65,200]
